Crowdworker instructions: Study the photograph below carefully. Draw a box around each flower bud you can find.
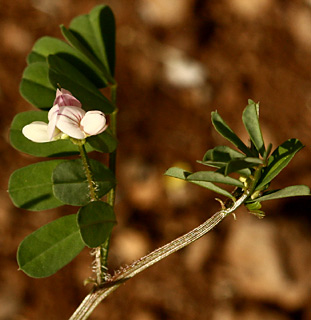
[80,111,107,136]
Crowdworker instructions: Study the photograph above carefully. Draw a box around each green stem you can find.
[107,84,118,207]
[98,84,118,282]
[69,192,249,320]
[77,142,98,201]
[77,141,104,283]
[78,140,112,284]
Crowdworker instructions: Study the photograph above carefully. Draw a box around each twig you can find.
[69,192,249,320]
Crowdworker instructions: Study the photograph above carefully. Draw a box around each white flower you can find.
[22,89,107,143]
[81,110,108,136]
[47,104,87,140]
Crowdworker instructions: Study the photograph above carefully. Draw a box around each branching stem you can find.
[69,192,249,320]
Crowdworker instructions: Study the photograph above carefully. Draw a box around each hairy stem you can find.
[78,142,105,283]
[69,192,249,320]
[107,84,118,207]
[97,84,118,283]
[78,142,98,202]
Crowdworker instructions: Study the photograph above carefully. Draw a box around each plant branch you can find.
[77,141,106,283]
[97,84,118,283]
[107,84,118,207]
[69,191,249,320]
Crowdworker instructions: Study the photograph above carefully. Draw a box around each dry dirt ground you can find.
[1,0,311,319]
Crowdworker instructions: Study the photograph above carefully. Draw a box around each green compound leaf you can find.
[20,62,55,110]
[27,36,105,88]
[60,25,112,85]
[17,214,85,278]
[187,171,243,187]
[197,159,225,169]
[203,145,245,162]
[8,160,65,211]
[251,185,311,202]
[10,111,94,157]
[52,159,116,206]
[48,54,115,114]
[256,139,304,191]
[77,201,116,248]
[164,167,189,180]
[211,111,252,157]
[86,129,117,153]
[164,167,234,199]
[199,160,252,177]
[27,51,45,64]
[66,15,98,60]
[28,36,75,64]
[190,180,234,198]
[222,157,263,176]
[67,5,116,78]
[242,100,265,156]
[88,5,116,76]
[200,146,252,176]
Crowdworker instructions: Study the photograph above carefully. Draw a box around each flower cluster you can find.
[22,89,107,143]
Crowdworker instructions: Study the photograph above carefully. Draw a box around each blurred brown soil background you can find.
[1,0,311,319]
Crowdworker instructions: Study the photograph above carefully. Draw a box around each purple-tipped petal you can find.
[56,88,71,97]
[81,111,107,136]
[53,88,82,108]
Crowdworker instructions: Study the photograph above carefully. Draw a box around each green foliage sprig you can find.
[9,5,118,282]
[69,100,311,318]
[166,100,310,217]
